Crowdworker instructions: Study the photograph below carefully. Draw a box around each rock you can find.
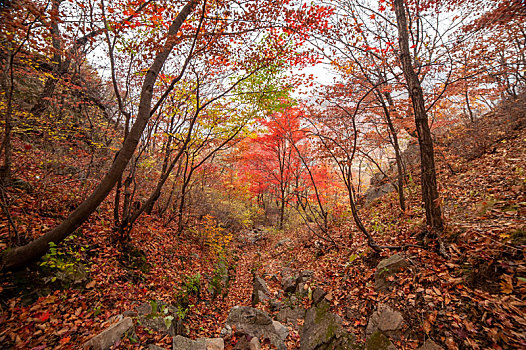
[269,299,282,312]
[366,304,405,340]
[300,270,314,279]
[300,301,357,350]
[173,336,198,349]
[272,320,289,341]
[281,269,313,295]
[148,345,167,350]
[365,183,395,204]
[172,336,224,350]
[365,331,397,350]
[135,301,183,337]
[252,276,270,306]
[275,238,292,248]
[223,306,286,350]
[289,295,298,305]
[375,254,410,292]
[248,337,261,350]
[233,335,261,350]
[417,340,443,350]
[296,271,314,296]
[204,338,224,350]
[282,276,297,294]
[312,287,327,305]
[253,276,269,294]
[220,324,232,338]
[254,290,269,305]
[276,306,306,326]
[83,317,134,349]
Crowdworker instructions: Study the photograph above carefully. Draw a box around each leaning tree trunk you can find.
[0,0,198,271]
[393,0,443,231]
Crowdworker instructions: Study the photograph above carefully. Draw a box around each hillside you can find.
[1,1,525,349]
[0,98,525,349]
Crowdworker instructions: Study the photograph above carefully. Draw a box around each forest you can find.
[0,0,524,349]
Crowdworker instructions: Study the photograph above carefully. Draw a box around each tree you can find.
[393,0,444,233]
[1,0,325,270]
[0,0,199,271]
[242,107,304,230]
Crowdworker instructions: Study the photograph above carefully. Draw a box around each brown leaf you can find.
[500,274,513,294]
[423,319,432,334]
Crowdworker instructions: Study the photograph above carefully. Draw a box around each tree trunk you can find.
[279,189,285,230]
[1,51,13,184]
[377,89,406,212]
[0,0,198,271]
[393,0,443,231]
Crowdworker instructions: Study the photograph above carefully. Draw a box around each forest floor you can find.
[0,119,525,349]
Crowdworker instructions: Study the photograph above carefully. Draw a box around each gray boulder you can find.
[375,254,410,292]
[311,287,327,305]
[172,336,224,350]
[300,301,358,350]
[276,306,306,326]
[417,340,443,350]
[365,331,397,350]
[365,183,395,204]
[83,317,134,349]
[223,306,286,350]
[233,335,261,350]
[251,276,270,306]
[366,304,405,340]
[282,276,297,294]
[273,320,289,342]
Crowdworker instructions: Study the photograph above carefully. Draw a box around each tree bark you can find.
[376,89,406,212]
[393,0,443,231]
[0,0,198,271]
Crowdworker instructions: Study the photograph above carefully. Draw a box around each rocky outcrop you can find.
[222,306,287,350]
[300,301,357,350]
[83,317,135,349]
[375,254,410,292]
[365,183,395,204]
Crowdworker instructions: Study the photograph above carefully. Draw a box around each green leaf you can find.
[164,315,174,329]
